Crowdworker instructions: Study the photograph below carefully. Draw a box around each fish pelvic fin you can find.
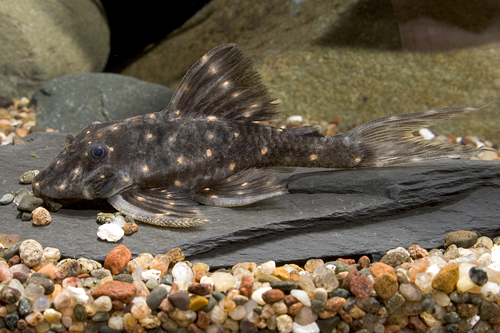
[341,104,491,168]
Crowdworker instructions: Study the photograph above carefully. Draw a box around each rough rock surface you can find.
[0,132,499,268]
[121,0,500,144]
[30,74,175,133]
[0,0,110,99]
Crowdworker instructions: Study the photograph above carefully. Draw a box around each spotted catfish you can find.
[32,43,486,227]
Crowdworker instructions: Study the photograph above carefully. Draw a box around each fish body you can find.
[33,43,484,227]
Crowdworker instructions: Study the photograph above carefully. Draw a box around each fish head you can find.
[32,121,134,204]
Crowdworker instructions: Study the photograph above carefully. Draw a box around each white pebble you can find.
[43,247,61,261]
[481,281,500,299]
[260,260,276,275]
[141,269,161,280]
[251,287,272,305]
[67,287,89,304]
[171,262,194,286]
[292,321,320,333]
[210,271,236,292]
[110,215,126,227]
[387,247,410,256]
[291,289,311,307]
[97,223,124,242]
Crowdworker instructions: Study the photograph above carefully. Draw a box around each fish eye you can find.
[88,144,109,162]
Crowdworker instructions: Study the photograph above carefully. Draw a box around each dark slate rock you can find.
[30,73,174,133]
[0,132,500,268]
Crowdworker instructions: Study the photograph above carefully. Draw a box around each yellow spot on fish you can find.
[169,136,175,143]
[156,212,171,216]
[100,175,105,179]
[113,126,119,131]
[310,154,318,161]
[88,141,92,145]
[238,191,244,195]
[131,118,138,123]
[175,110,180,116]
[354,157,362,163]
[109,147,114,152]
[174,180,181,186]
[86,130,90,134]
[206,149,212,157]
[207,116,217,120]
[56,160,61,165]
[261,147,268,155]
[74,168,80,174]
[137,196,145,202]
[210,67,217,74]
[251,104,258,108]
[233,132,239,138]
[177,156,185,164]
[232,92,240,98]
[241,182,248,187]
[149,113,156,119]
[59,184,66,190]
[142,165,149,173]
[204,188,210,191]
[34,182,39,187]
[229,163,236,171]
[244,113,251,118]
[168,202,175,206]
[147,133,153,139]
[84,152,88,157]
[210,195,218,198]
[207,132,214,139]
[221,81,229,88]
[97,132,103,138]
[183,87,189,92]
[166,193,172,198]
[123,176,129,182]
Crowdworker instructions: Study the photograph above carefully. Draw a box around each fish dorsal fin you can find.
[163,43,281,122]
[108,189,205,228]
[287,125,324,137]
[193,169,287,207]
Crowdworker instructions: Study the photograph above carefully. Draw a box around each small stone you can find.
[21,212,32,221]
[54,259,81,280]
[195,310,210,329]
[199,296,216,313]
[421,294,435,313]
[188,283,212,296]
[251,286,272,305]
[479,300,500,320]
[457,303,478,318]
[122,222,138,235]
[17,194,44,212]
[130,301,150,321]
[97,223,124,242]
[44,308,62,323]
[325,296,346,312]
[384,292,406,314]
[189,295,209,311]
[349,273,374,298]
[380,251,411,267]
[449,290,469,303]
[91,280,137,304]
[317,317,341,333]
[19,239,43,267]
[0,286,22,303]
[276,314,293,333]
[73,304,87,322]
[262,289,284,304]
[432,263,460,294]
[228,305,246,321]
[304,259,324,273]
[292,321,320,333]
[239,274,253,298]
[270,280,300,292]
[146,286,168,310]
[258,273,281,283]
[93,296,112,312]
[374,272,398,299]
[171,261,194,286]
[31,207,51,225]
[104,245,131,275]
[444,230,477,249]
[139,315,161,329]
[5,311,19,330]
[407,244,429,260]
[370,262,396,278]
[443,311,460,324]
[290,289,311,307]
[166,247,185,265]
[27,276,54,295]
[208,304,227,325]
[168,291,190,310]
[328,288,350,299]
[469,266,488,286]
[18,297,32,317]
[273,266,291,280]
[0,193,14,205]
[399,283,422,302]
[19,170,39,184]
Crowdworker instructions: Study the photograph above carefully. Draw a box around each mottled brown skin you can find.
[32,43,484,227]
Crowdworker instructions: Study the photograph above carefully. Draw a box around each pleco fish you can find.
[33,43,487,227]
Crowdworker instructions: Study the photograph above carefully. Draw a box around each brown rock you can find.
[166,248,185,265]
[262,289,284,304]
[288,302,303,316]
[53,259,81,281]
[91,280,137,304]
[187,323,202,333]
[325,297,346,312]
[239,274,253,298]
[338,308,353,325]
[407,244,429,260]
[408,315,427,333]
[370,262,396,278]
[350,273,374,298]
[444,230,478,249]
[188,283,213,296]
[432,263,460,294]
[31,207,51,226]
[158,298,175,312]
[374,272,399,299]
[357,256,371,269]
[195,311,211,330]
[122,222,138,235]
[283,294,298,306]
[104,245,132,275]
[458,303,479,318]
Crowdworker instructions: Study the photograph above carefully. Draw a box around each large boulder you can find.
[30,73,174,133]
[0,0,110,99]
[121,0,500,144]
[0,132,499,267]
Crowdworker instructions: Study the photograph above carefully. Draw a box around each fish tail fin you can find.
[341,104,491,168]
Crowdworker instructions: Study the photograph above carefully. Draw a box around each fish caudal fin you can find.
[342,105,490,168]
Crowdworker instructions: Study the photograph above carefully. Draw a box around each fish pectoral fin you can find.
[194,169,288,208]
[107,189,205,228]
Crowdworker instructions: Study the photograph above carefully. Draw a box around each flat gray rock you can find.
[1,132,499,268]
[30,73,174,134]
